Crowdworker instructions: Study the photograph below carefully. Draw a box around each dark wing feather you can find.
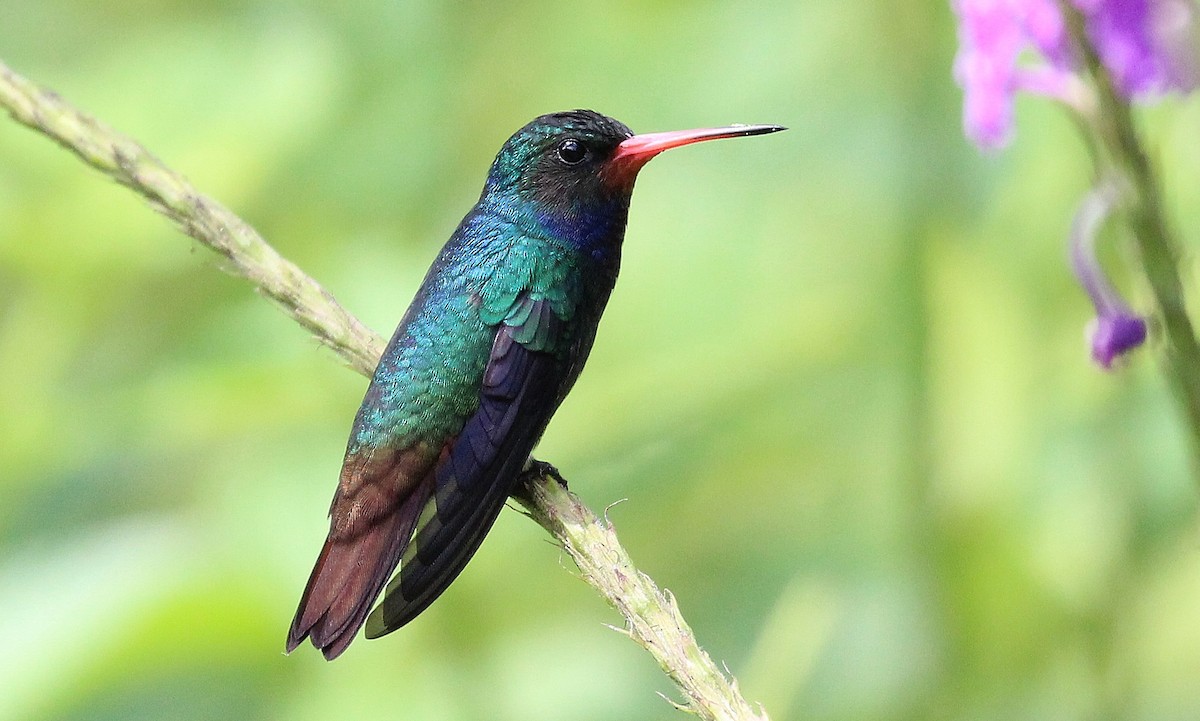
[364,297,565,637]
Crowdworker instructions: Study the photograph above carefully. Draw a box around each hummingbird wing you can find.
[363,293,566,638]
[287,290,570,659]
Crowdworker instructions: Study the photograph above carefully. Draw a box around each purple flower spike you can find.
[952,0,1026,148]
[1083,0,1200,95]
[952,0,1200,149]
[952,0,1085,148]
[1070,181,1148,369]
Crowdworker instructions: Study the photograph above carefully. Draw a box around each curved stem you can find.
[0,58,766,721]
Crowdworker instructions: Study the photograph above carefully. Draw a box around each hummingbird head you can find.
[483,110,632,207]
[482,109,785,249]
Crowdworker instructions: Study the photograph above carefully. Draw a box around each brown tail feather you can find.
[286,489,426,660]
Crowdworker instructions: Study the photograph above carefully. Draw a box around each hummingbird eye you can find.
[556,138,587,166]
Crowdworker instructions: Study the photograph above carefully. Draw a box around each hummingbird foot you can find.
[518,458,569,492]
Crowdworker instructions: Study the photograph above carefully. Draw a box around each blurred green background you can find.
[3,1,1200,720]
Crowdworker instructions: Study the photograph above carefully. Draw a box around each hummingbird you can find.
[286,110,784,659]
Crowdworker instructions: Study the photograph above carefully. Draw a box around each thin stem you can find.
[1060,6,1200,461]
[0,60,383,377]
[515,463,768,721]
[0,58,766,721]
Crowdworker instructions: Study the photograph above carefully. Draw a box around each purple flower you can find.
[1083,0,1200,93]
[1087,312,1148,368]
[952,0,1200,149]
[952,0,1026,147]
[1070,181,1148,368]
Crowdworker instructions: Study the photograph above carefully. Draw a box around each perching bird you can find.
[287,110,783,659]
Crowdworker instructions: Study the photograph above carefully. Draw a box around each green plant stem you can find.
[0,61,383,377]
[515,466,768,721]
[0,58,766,721]
[1062,6,1200,461]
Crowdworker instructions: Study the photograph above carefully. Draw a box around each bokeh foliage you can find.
[2,1,1199,720]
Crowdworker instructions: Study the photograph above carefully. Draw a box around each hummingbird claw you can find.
[521,458,569,490]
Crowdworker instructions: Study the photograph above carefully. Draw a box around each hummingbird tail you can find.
[363,473,512,637]
[285,484,428,660]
